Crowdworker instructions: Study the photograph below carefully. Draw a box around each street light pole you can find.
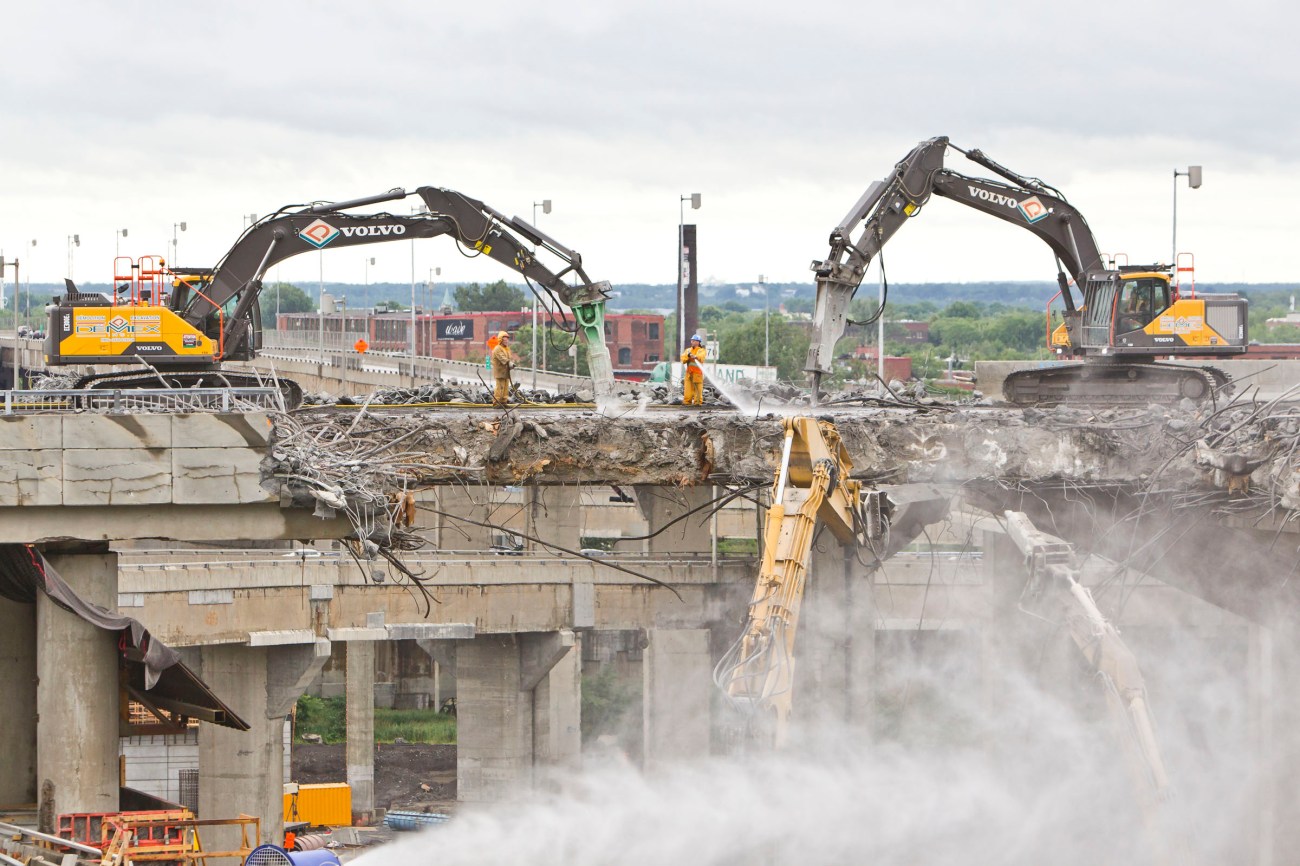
[678,193,701,354]
[410,204,424,381]
[2,256,20,386]
[1172,165,1203,263]
[531,199,551,387]
[116,228,128,258]
[66,234,80,280]
[26,240,35,331]
[172,222,187,269]
[761,274,769,368]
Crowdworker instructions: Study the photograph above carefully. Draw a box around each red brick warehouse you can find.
[278,310,666,372]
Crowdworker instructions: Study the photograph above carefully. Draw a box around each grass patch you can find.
[294,695,456,744]
[376,709,456,744]
[718,536,758,556]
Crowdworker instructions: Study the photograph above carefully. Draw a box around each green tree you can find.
[943,301,982,319]
[717,312,811,380]
[261,282,316,328]
[929,316,982,349]
[984,311,1046,353]
[454,280,526,312]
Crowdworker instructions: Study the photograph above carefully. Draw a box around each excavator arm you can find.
[1002,511,1193,862]
[805,136,1107,391]
[714,416,864,745]
[171,186,615,397]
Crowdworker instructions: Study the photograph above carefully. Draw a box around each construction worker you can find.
[681,334,706,406]
[490,331,518,406]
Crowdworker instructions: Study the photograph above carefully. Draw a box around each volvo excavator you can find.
[806,136,1248,405]
[43,187,617,406]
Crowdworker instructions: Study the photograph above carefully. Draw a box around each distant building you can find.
[277,309,665,371]
[896,320,931,343]
[851,349,913,382]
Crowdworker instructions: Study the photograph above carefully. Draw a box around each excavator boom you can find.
[46,186,618,402]
[805,137,1247,404]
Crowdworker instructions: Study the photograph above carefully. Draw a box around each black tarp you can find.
[0,544,248,731]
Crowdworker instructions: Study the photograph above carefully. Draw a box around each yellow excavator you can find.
[806,136,1248,404]
[43,186,618,406]
[713,416,868,744]
[718,416,1189,858]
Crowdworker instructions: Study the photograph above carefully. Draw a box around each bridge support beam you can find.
[792,537,874,737]
[642,628,711,771]
[346,640,376,822]
[527,485,583,554]
[636,486,715,555]
[200,642,325,847]
[456,630,580,802]
[0,594,37,807]
[36,551,119,827]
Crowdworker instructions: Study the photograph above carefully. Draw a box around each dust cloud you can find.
[357,620,1261,866]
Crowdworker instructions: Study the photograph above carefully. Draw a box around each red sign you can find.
[354,339,369,353]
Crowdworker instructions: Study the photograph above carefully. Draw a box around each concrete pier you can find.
[637,486,715,555]
[456,631,580,802]
[0,594,37,807]
[346,640,376,821]
[199,641,325,846]
[36,551,119,827]
[642,628,711,771]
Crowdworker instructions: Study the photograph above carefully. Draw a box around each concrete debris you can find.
[262,394,1300,592]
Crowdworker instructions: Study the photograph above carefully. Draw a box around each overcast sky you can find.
[3,0,1297,294]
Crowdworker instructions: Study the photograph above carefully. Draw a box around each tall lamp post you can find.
[760,274,769,367]
[66,234,80,280]
[25,240,35,330]
[2,255,20,386]
[1172,165,1202,263]
[531,199,551,387]
[172,222,187,268]
[678,193,701,354]
[116,228,129,258]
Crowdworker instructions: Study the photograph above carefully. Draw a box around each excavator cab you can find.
[1114,276,1169,334]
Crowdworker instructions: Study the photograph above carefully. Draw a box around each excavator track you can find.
[1002,361,1230,407]
[73,369,304,410]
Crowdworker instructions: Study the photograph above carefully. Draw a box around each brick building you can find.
[277,310,666,371]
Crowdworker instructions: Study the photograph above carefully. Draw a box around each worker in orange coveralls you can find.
[680,334,706,406]
[490,331,518,406]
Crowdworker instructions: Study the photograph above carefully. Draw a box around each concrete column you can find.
[0,594,37,807]
[980,529,1035,715]
[1247,624,1275,865]
[642,628,711,771]
[847,558,876,728]
[532,632,582,783]
[456,631,578,803]
[36,551,119,827]
[198,646,284,848]
[793,535,852,734]
[1257,621,1300,865]
[527,484,583,553]
[416,639,457,711]
[635,486,715,555]
[436,487,497,550]
[346,641,376,822]
[456,635,533,802]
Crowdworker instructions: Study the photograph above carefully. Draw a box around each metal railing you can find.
[1,387,283,415]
